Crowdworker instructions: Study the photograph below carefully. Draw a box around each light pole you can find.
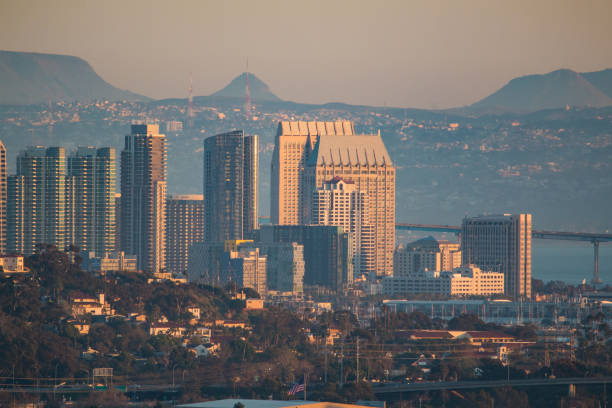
[54,363,59,400]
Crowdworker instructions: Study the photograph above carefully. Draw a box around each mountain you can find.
[582,68,612,99]
[468,69,612,114]
[210,72,281,102]
[0,51,150,105]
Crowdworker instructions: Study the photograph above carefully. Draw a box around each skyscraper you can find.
[312,177,375,279]
[270,121,355,225]
[461,214,532,299]
[66,147,116,256]
[203,130,257,242]
[120,124,167,272]
[304,131,395,277]
[166,194,204,274]
[7,146,66,255]
[0,140,6,254]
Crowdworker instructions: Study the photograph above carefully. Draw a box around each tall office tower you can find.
[257,224,352,292]
[120,124,167,273]
[7,147,66,255]
[66,147,116,256]
[394,237,461,276]
[0,141,6,254]
[304,131,395,278]
[270,121,355,225]
[312,177,375,279]
[203,130,257,242]
[461,214,532,299]
[166,194,204,274]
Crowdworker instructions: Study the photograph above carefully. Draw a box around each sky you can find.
[1,0,612,109]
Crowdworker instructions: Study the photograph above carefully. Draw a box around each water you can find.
[532,241,612,285]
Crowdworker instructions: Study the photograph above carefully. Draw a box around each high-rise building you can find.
[120,124,167,272]
[461,214,532,299]
[166,194,204,274]
[394,237,461,276]
[114,193,121,252]
[241,241,305,293]
[0,141,6,254]
[187,241,267,295]
[304,131,395,277]
[66,147,116,256]
[7,147,67,255]
[203,130,257,242]
[256,224,352,292]
[270,121,355,225]
[312,177,375,279]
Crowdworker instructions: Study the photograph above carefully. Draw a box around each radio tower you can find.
[244,59,251,120]
[187,73,195,129]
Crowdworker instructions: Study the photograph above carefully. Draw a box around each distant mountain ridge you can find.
[210,72,281,102]
[468,68,612,114]
[0,50,150,105]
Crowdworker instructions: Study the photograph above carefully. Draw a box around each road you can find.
[372,377,612,393]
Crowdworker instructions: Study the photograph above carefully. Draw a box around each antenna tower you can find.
[187,73,195,128]
[244,58,251,120]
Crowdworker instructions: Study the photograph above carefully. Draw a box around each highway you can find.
[372,377,612,394]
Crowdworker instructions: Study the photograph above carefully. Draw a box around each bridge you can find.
[372,376,611,394]
[395,223,612,285]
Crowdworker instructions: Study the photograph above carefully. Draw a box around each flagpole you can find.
[304,373,307,401]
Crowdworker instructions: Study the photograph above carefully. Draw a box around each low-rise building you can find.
[0,255,29,275]
[70,292,114,317]
[383,265,504,296]
[149,322,186,337]
[83,251,137,273]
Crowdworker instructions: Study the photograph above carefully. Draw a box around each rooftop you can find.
[309,133,393,167]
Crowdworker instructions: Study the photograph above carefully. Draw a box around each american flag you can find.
[288,383,305,395]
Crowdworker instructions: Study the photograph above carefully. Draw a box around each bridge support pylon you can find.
[592,240,602,286]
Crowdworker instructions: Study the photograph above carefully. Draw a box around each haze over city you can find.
[2,0,612,108]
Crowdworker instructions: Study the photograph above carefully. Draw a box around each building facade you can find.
[7,146,67,254]
[461,214,532,299]
[66,147,116,256]
[120,124,167,272]
[394,237,461,276]
[0,141,6,254]
[270,121,355,225]
[241,241,305,293]
[203,130,257,242]
[166,194,204,274]
[304,132,395,277]
[312,177,375,279]
[256,224,352,292]
[382,266,504,296]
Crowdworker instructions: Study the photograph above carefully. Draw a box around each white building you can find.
[394,237,461,276]
[311,177,375,279]
[383,265,504,296]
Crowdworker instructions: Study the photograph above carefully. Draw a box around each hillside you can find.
[210,72,281,101]
[0,50,150,105]
[582,68,612,99]
[469,69,612,114]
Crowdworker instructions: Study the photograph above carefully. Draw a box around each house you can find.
[0,255,29,275]
[149,322,187,337]
[188,342,219,357]
[187,306,201,320]
[71,320,90,335]
[70,292,113,317]
[245,299,264,310]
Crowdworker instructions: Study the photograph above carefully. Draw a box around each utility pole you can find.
[324,342,328,383]
[340,338,344,388]
[356,338,360,383]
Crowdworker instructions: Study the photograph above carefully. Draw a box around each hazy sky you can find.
[2,0,612,108]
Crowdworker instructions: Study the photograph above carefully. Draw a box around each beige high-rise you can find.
[271,121,395,278]
[270,121,355,225]
[305,131,395,277]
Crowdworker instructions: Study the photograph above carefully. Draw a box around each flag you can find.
[288,383,305,395]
